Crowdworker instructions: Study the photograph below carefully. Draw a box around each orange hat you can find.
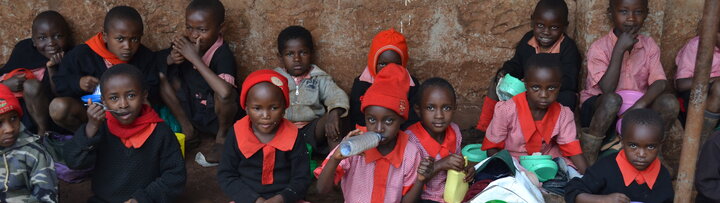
[361,63,410,120]
[367,29,408,77]
[240,69,290,109]
[0,84,22,117]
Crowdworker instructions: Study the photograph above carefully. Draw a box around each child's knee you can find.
[710,81,720,98]
[654,93,679,115]
[599,92,623,112]
[49,98,72,120]
[22,79,42,97]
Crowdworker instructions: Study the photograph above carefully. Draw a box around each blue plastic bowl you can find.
[80,94,102,103]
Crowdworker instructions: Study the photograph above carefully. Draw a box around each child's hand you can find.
[324,109,343,142]
[79,76,99,93]
[615,26,640,53]
[417,157,434,183]
[433,154,465,175]
[2,74,25,92]
[166,47,185,65]
[464,164,477,183]
[172,36,201,64]
[46,52,64,68]
[85,99,105,138]
[254,197,266,203]
[599,193,630,203]
[264,195,284,203]
[331,129,363,160]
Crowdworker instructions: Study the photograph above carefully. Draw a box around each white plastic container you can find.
[339,131,382,157]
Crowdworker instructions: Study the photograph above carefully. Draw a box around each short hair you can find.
[103,6,144,33]
[524,53,562,79]
[100,64,145,93]
[187,0,225,26]
[533,0,569,25]
[609,0,649,11]
[415,77,457,104]
[621,108,665,140]
[32,10,71,34]
[277,26,314,54]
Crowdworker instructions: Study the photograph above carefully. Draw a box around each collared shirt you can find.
[527,35,565,54]
[675,36,720,79]
[581,31,666,104]
[406,123,463,202]
[616,149,660,189]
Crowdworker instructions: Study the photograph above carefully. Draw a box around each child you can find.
[63,64,185,202]
[2,10,73,136]
[674,23,720,137]
[315,63,431,203]
[273,25,349,157]
[477,0,581,132]
[349,28,420,130]
[565,109,674,203]
[51,6,162,132]
[0,84,57,202]
[405,77,475,202]
[160,0,238,163]
[696,129,720,201]
[217,69,311,203]
[482,54,588,175]
[579,0,678,164]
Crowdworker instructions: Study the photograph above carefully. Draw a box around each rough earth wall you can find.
[0,0,704,128]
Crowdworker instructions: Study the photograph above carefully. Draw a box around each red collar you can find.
[616,149,661,189]
[407,122,456,158]
[527,34,565,54]
[85,32,128,65]
[105,105,163,149]
[363,131,409,168]
[513,92,561,154]
[234,116,298,184]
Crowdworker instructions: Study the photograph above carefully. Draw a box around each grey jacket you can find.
[274,65,349,122]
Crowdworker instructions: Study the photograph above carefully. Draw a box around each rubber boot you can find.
[579,128,604,165]
[700,110,720,146]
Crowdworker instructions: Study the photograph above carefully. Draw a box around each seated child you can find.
[160,0,237,163]
[674,23,720,136]
[315,63,431,203]
[349,28,420,130]
[51,6,162,132]
[482,54,588,175]
[579,0,678,164]
[696,130,720,201]
[565,108,674,203]
[63,64,185,202]
[0,84,57,202]
[272,25,349,156]
[2,10,73,136]
[477,0,581,132]
[217,69,311,203]
[406,77,475,202]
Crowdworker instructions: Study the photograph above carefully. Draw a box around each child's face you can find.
[610,0,648,33]
[364,105,404,145]
[32,20,69,59]
[415,86,455,136]
[246,83,286,135]
[376,50,402,74]
[531,8,566,49]
[621,123,661,171]
[524,67,561,110]
[101,74,146,125]
[185,9,222,54]
[279,38,313,77]
[0,111,21,148]
[103,19,143,62]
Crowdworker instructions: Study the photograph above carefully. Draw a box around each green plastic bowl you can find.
[462,144,487,163]
[496,74,526,101]
[486,200,507,203]
[520,154,558,182]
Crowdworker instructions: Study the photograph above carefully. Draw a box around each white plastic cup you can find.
[339,131,383,157]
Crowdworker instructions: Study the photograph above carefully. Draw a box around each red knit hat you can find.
[240,69,290,109]
[360,63,410,120]
[0,84,22,117]
[367,29,408,77]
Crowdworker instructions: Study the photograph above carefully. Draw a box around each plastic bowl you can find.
[80,94,102,103]
[462,144,487,163]
[616,90,644,134]
[496,74,526,101]
[520,154,558,182]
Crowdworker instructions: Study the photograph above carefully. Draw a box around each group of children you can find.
[1,0,719,202]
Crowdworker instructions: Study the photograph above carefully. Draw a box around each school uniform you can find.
[159,36,238,135]
[580,31,666,127]
[217,117,310,203]
[674,36,720,124]
[406,122,463,202]
[694,131,720,202]
[565,150,673,203]
[482,92,582,167]
[63,105,186,203]
[53,33,161,102]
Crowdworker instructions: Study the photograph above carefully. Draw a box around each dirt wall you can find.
[0,0,704,128]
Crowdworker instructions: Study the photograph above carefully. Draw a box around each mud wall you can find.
[0,0,704,128]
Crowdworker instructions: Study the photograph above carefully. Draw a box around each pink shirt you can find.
[406,123,463,202]
[580,31,666,104]
[675,36,720,79]
[314,133,422,203]
[484,98,580,167]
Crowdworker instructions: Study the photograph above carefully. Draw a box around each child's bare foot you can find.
[204,143,223,163]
